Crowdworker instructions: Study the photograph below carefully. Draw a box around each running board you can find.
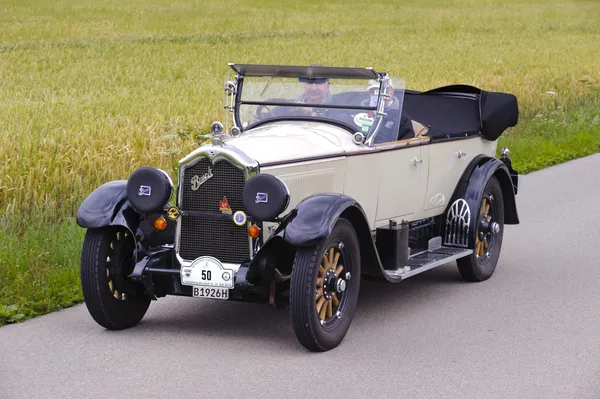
[384,247,472,280]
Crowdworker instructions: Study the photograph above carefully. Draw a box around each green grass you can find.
[0,215,84,325]
[1,0,599,325]
[502,100,600,173]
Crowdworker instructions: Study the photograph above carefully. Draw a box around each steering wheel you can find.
[255,104,276,120]
[254,98,290,121]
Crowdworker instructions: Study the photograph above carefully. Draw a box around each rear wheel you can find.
[457,176,505,282]
[80,227,150,329]
[290,218,361,352]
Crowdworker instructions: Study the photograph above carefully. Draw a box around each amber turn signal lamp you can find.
[248,225,261,238]
[154,217,167,231]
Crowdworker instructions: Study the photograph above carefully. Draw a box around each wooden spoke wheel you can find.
[457,176,505,282]
[475,195,501,260]
[80,227,150,330]
[315,246,347,326]
[290,218,361,352]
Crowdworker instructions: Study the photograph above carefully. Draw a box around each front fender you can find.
[279,194,359,247]
[271,193,401,283]
[76,180,140,235]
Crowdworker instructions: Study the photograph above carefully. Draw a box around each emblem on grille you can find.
[190,167,213,191]
[219,196,232,215]
[233,210,247,226]
[167,206,180,220]
[138,185,151,196]
[255,192,268,203]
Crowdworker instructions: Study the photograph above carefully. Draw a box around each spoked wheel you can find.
[457,176,505,282]
[80,226,150,329]
[290,218,361,352]
[316,246,349,326]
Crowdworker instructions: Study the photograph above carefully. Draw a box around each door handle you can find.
[413,157,423,165]
[457,150,467,159]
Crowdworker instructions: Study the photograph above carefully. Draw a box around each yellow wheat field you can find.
[1,0,599,222]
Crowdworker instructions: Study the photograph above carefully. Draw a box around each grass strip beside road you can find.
[0,217,83,325]
[502,98,600,173]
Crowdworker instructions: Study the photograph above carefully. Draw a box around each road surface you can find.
[2,154,600,399]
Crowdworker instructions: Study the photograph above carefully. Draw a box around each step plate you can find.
[384,247,472,280]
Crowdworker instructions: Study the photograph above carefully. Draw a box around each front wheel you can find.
[290,218,361,352]
[457,176,505,282]
[80,227,151,329]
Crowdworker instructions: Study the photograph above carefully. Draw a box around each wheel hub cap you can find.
[335,279,346,293]
[491,222,500,235]
[475,196,496,258]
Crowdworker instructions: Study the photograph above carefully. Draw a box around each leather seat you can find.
[412,120,429,137]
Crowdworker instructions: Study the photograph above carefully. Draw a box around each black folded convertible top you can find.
[403,85,519,140]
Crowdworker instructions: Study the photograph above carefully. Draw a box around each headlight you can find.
[126,167,173,214]
[242,174,290,221]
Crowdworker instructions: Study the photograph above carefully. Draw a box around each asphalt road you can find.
[2,154,600,399]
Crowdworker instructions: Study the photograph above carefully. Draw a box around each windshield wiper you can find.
[259,76,275,97]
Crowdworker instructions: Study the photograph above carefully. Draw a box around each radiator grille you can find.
[178,158,249,263]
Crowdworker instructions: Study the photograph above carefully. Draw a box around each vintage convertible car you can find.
[76,63,520,352]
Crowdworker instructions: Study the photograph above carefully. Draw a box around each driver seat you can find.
[412,120,429,138]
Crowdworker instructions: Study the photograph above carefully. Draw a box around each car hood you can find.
[224,121,358,165]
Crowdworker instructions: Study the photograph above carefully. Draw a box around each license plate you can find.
[180,256,234,289]
[192,286,229,300]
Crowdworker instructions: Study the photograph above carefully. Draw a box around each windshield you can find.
[232,74,406,145]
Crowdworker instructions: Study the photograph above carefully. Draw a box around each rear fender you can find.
[444,156,519,248]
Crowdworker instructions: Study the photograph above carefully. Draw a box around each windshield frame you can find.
[226,64,401,146]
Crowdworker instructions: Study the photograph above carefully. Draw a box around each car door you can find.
[422,137,495,212]
[375,140,429,224]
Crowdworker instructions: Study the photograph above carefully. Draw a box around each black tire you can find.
[457,176,505,282]
[80,227,151,329]
[290,218,361,352]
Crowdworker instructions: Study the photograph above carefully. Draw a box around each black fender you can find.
[76,180,141,237]
[279,194,362,247]
[271,193,401,283]
[444,155,519,248]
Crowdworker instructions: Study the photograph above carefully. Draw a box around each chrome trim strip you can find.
[178,144,258,170]
[174,144,259,267]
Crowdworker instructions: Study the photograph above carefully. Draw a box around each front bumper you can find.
[127,246,272,303]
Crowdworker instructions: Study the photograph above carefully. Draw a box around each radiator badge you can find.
[233,210,247,226]
[190,167,213,191]
[219,196,232,214]
[167,206,180,220]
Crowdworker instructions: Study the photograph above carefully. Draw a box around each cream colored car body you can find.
[221,120,497,238]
